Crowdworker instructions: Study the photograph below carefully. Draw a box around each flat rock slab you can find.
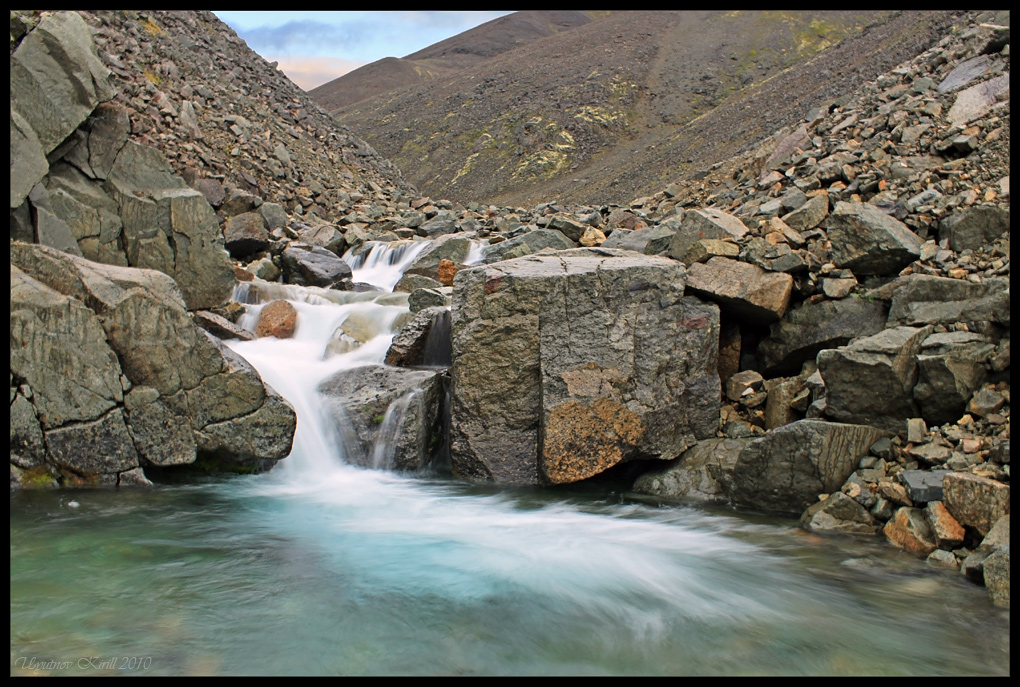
[685,256,793,324]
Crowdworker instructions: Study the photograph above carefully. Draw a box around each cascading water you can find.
[9,239,1011,676]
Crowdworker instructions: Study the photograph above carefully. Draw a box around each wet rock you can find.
[632,437,746,504]
[255,299,298,339]
[883,507,937,555]
[280,243,353,288]
[319,365,444,471]
[800,492,881,535]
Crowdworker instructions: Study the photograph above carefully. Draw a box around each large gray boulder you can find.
[480,227,577,264]
[730,420,888,516]
[939,205,1010,252]
[882,275,1010,328]
[816,326,931,432]
[450,248,720,486]
[103,141,235,310]
[825,201,923,276]
[758,297,888,375]
[913,332,995,426]
[666,207,749,263]
[9,243,296,484]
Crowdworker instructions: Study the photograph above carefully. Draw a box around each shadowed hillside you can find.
[308,11,596,112]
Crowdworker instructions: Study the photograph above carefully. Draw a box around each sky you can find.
[212,11,514,91]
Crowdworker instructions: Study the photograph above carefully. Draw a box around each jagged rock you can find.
[938,205,1009,252]
[759,298,888,376]
[816,326,931,432]
[9,12,115,156]
[480,227,577,263]
[105,141,235,310]
[825,201,923,276]
[666,207,749,263]
[913,332,994,425]
[10,264,124,430]
[800,492,881,535]
[393,273,442,294]
[403,233,475,279]
[942,472,1010,537]
[451,249,719,485]
[600,224,674,255]
[780,193,829,233]
[632,437,747,504]
[881,275,1010,327]
[319,365,443,471]
[298,223,347,256]
[223,211,270,259]
[686,256,793,324]
[10,109,49,209]
[946,73,1009,125]
[883,506,937,555]
[9,243,296,480]
[280,243,353,288]
[924,500,966,549]
[730,419,887,516]
[385,306,448,367]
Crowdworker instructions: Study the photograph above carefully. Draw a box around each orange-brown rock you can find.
[438,258,458,286]
[255,299,298,339]
[883,507,937,555]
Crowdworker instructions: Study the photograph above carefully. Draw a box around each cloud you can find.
[234,20,367,56]
[271,55,366,91]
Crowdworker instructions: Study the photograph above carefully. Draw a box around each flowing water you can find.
[10,241,1010,676]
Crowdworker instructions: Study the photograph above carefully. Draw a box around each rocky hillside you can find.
[320,10,971,208]
[309,10,596,112]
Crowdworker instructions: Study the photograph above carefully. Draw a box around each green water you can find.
[9,470,1010,676]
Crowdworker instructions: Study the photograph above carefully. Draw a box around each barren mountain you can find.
[308,11,595,112]
[318,10,963,207]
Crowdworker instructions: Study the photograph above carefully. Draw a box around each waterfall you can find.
[342,239,433,291]
[370,390,419,470]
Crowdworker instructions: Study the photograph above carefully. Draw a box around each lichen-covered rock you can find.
[942,472,1010,537]
[9,243,296,484]
[451,248,719,485]
[883,507,937,555]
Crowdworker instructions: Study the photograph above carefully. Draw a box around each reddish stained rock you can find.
[924,500,966,549]
[438,258,458,287]
[884,507,937,555]
[255,299,297,339]
[942,472,1010,537]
